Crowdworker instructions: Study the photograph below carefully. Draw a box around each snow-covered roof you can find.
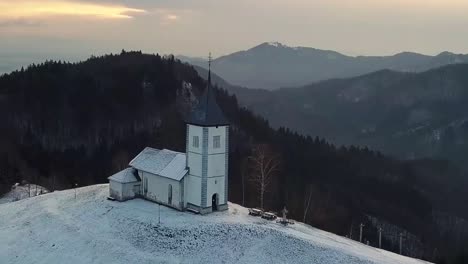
[108,168,140,183]
[129,148,188,181]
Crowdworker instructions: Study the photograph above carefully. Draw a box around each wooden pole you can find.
[378,227,383,248]
[359,223,365,243]
[399,233,403,255]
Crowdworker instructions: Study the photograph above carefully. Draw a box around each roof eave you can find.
[186,121,230,127]
[108,177,141,184]
[131,167,188,182]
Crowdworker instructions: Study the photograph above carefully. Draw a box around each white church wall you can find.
[109,180,123,200]
[109,180,139,201]
[121,182,139,200]
[208,154,225,177]
[187,125,203,178]
[205,126,228,207]
[142,171,183,210]
[186,124,203,209]
[207,177,225,207]
[184,175,202,206]
[187,153,202,177]
[184,124,229,211]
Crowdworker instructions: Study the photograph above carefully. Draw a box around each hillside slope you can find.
[0,183,48,204]
[0,185,431,264]
[225,64,468,167]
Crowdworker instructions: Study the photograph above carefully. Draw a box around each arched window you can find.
[168,184,173,205]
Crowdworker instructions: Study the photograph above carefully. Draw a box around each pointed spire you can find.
[187,52,229,127]
[208,52,212,86]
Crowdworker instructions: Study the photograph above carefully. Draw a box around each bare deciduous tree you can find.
[248,144,281,210]
[240,157,249,206]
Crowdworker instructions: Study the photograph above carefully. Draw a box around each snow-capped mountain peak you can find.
[266,41,284,47]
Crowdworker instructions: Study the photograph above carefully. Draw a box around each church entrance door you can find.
[212,193,219,211]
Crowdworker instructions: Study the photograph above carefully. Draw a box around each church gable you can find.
[108,168,140,183]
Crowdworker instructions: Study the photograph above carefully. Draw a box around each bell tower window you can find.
[193,136,199,148]
[213,135,221,149]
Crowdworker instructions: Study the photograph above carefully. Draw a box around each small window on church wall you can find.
[168,184,173,205]
[193,136,199,148]
[213,136,221,149]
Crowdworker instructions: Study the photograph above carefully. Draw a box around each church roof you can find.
[108,168,140,183]
[129,147,188,181]
[187,60,229,127]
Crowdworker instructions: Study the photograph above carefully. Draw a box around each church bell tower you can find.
[184,54,229,214]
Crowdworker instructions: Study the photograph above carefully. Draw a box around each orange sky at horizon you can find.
[0,0,467,57]
[0,1,146,20]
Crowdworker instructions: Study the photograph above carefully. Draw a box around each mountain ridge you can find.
[218,62,468,170]
[179,42,468,89]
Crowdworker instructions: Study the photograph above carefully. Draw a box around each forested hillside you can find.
[0,52,467,262]
[224,65,468,172]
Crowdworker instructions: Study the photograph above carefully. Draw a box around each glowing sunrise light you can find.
[0,1,146,20]
[166,14,179,21]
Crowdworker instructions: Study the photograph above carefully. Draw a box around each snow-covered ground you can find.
[0,184,432,264]
[0,184,49,204]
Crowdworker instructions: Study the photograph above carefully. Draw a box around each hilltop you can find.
[0,185,431,264]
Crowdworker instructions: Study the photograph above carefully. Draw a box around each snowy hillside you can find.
[0,183,49,204]
[0,185,431,264]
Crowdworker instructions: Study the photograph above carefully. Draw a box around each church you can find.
[108,64,229,214]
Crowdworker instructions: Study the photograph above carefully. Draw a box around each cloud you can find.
[166,14,179,21]
[0,0,146,20]
[152,8,194,25]
[0,19,43,28]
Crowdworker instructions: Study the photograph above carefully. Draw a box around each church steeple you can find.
[185,52,230,214]
[187,53,229,127]
[207,52,212,87]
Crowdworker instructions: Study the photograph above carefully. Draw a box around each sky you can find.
[1,0,468,60]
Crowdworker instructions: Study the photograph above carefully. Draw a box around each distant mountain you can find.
[223,64,468,169]
[180,42,468,90]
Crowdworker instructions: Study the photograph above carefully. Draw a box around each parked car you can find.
[261,212,277,220]
[277,218,295,225]
[248,208,263,216]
